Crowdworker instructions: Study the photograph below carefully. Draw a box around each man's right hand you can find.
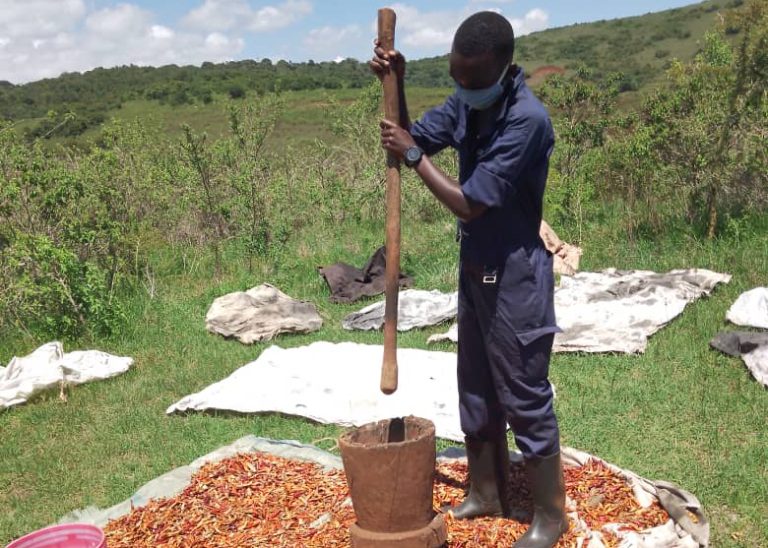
[370,39,406,82]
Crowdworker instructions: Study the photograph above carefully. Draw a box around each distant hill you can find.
[406,0,743,90]
[0,0,743,140]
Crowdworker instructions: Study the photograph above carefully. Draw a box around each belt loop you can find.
[482,266,498,285]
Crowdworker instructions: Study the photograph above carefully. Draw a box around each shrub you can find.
[228,85,246,99]
[1,235,125,338]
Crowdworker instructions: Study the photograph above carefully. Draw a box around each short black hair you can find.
[453,11,515,62]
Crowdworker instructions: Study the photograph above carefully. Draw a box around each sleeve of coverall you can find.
[409,95,459,156]
[460,111,550,209]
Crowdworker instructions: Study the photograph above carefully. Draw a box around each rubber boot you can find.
[513,452,569,548]
[446,435,510,519]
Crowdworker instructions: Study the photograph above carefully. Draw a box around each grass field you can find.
[24,86,453,151]
[1,210,766,546]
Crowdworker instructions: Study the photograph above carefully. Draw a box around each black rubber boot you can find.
[446,435,510,519]
[513,452,569,548]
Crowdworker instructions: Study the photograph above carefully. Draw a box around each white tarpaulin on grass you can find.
[342,289,458,331]
[744,346,768,387]
[168,341,465,440]
[726,287,768,329]
[0,342,133,409]
[426,269,731,353]
[206,284,323,344]
[61,436,708,547]
[551,268,729,353]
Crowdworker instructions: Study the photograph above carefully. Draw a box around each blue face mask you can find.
[455,63,510,111]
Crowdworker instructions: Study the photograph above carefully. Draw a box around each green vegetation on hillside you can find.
[515,0,747,88]
[0,0,748,142]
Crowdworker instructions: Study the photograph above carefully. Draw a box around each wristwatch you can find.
[404,145,424,168]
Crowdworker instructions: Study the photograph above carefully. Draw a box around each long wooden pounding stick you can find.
[378,8,401,395]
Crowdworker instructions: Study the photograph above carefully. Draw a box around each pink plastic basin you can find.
[6,524,105,548]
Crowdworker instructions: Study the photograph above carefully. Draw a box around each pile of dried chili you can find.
[105,453,355,547]
[105,452,670,547]
[436,459,670,547]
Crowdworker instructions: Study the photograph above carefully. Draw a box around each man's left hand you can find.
[380,119,416,160]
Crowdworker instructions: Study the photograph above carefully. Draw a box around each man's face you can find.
[449,50,506,90]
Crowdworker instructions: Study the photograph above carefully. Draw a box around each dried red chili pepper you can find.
[105,453,669,547]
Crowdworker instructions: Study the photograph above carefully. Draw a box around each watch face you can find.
[406,147,421,164]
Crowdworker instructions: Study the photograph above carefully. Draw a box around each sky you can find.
[1,0,699,84]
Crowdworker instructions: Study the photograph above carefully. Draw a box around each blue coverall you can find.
[410,67,561,459]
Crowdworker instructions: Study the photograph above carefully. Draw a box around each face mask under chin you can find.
[455,63,510,111]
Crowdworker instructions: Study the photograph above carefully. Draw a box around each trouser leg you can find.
[486,332,560,459]
[451,269,510,519]
[480,303,566,546]
[457,268,560,455]
[457,270,506,441]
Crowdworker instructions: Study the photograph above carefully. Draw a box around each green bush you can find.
[597,26,768,237]
[1,235,125,338]
[228,85,246,100]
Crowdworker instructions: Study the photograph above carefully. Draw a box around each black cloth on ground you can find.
[318,246,413,303]
[709,331,768,357]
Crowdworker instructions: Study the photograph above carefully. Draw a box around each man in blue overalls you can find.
[371,11,567,548]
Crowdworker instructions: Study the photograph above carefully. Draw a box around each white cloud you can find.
[384,3,550,54]
[383,4,464,50]
[53,33,75,48]
[205,32,241,50]
[0,0,549,84]
[510,8,549,36]
[402,26,455,48]
[182,0,254,32]
[0,0,86,39]
[304,24,362,56]
[86,4,153,36]
[150,25,175,40]
[0,1,245,83]
[249,0,312,32]
[182,0,312,33]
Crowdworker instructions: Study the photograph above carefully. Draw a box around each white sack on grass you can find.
[0,342,133,409]
[62,436,708,547]
[726,287,768,329]
[206,283,322,344]
[167,341,465,441]
[552,269,730,353]
[428,269,731,353]
[429,323,459,345]
[743,346,768,387]
[342,289,457,331]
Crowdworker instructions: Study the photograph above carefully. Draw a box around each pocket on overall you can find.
[495,246,560,346]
